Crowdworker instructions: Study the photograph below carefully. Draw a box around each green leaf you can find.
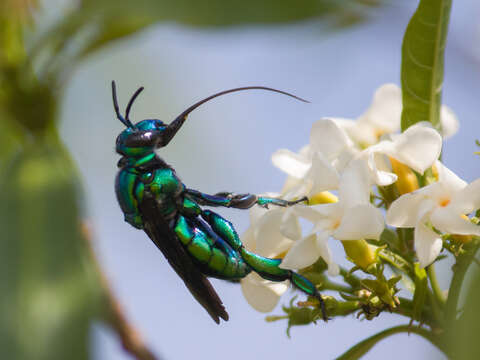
[335,325,442,360]
[378,247,414,278]
[412,263,428,322]
[400,0,452,131]
[336,329,393,360]
[0,140,101,360]
[379,228,404,254]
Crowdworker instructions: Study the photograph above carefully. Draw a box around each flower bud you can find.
[341,239,377,270]
[309,191,338,205]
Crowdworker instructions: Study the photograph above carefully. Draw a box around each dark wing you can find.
[138,193,229,324]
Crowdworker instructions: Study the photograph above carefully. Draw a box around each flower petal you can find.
[249,203,269,226]
[272,149,310,179]
[448,178,480,214]
[306,152,339,194]
[440,105,459,139]
[414,222,443,268]
[390,124,442,174]
[315,232,339,276]
[386,188,436,227]
[295,203,342,232]
[361,83,402,132]
[241,273,288,312]
[334,204,384,240]
[255,209,293,257]
[309,118,353,159]
[339,158,372,207]
[435,161,467,192]
[347,120,378,146]
[280,207,302,240]
[366,149,398,186]
[241,226,256,251]
[280,234,320,269]
[329,117,356,133]
[282,181,311,201]
[430,207,480,236]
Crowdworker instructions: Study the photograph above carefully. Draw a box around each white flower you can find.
[333,83,459,145]
[386,162,480,267]
[272,118,358,198]
[279,169,385,275]
[240,199,299,312]
[273,118,442,204]
[241,272,290,313]
[361,123,442,187]
[271,146,342,199]
[334,83,403,147]
[440,105,459,139]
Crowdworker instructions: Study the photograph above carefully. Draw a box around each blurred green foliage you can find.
[45,0,384,60]
[0,140,101,360]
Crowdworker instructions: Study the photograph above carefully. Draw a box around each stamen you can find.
[439,198,450,207]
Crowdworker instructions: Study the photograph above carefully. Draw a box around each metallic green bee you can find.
[112,81,327,323]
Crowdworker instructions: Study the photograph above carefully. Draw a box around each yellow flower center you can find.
[389,157,419,194]
[439,198,450,207]
[332,220,341,230]
[374,128,386,140]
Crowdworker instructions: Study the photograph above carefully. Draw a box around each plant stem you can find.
[393,297,438,328]
[427,289,444,328]
[427,263,446,306]
[445,241,480,326]
[82,223,159,360]
[323,279,354,294]
[339,266,362,289]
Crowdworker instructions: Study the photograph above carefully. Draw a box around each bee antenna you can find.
[125,86,144,126]
[111,81,135,128]
[164,86,309,144]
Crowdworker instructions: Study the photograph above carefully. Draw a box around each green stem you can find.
[336,324,448,360]
[323,280,354,294]
[393,297,438,328]
[425,264,446,328]
[333,301,360,317]
[445,242,480,326]
[339,266,362,289]
[427,289,444,328]
[427,263,446,305]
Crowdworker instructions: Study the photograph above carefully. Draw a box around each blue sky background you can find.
[60,1,480,359]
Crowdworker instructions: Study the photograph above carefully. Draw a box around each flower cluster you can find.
[241,84,480,312]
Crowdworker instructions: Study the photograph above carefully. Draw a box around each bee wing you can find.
[139,195,229,324]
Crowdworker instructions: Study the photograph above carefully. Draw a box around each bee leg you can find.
[185,189,307,210]
[201,210,328,321]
